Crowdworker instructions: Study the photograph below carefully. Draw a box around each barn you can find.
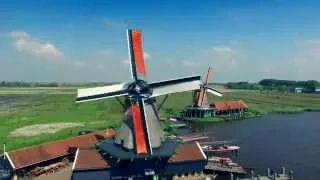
[210,100,248,116]
[0,130,115,179]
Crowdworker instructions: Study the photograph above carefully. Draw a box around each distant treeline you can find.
[0,81,119,87]
[225,79,320,91]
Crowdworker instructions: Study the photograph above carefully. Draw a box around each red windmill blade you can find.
[127,29,147,80]
[130,99,151,155]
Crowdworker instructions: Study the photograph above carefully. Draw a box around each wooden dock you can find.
[169,123,188,128]
[206,162,246,174]
[238,167,293,180]
[200,140,232,145]
[179,134,209,142]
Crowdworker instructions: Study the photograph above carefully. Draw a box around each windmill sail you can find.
[150,76,201,97]
[127,29,147,80]
[130,99,151,154]
[76,83,128,103]
[207,87,223,97]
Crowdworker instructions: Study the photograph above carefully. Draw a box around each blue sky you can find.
[1,0,320,83]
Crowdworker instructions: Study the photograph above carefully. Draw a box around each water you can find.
[201,112,320,180]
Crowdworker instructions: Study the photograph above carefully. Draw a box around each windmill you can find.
[182,66,223,119]
[193,65,223,108]
[76,29,202,156]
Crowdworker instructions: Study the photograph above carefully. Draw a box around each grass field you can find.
[0,87,320,151]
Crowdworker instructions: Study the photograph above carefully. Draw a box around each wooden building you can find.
[71,142,207,180]
[210,100,248,116]
[0,130,115,179]
[0,130,208,180]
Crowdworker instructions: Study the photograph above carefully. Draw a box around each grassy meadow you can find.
[0,87,320,151]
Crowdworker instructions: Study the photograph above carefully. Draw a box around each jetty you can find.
[178,133,209,142]
[169,123,188,128]
[206,162,246,174]
[200,140,232,145]
[236,167,293,180]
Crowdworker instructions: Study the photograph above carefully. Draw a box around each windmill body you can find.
[114,100,165,150]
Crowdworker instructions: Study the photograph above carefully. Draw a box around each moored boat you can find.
[202,144,240,153]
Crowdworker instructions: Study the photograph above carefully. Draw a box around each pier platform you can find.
[205,162,246,174]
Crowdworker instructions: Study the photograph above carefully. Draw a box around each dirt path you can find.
[9,123,84,137]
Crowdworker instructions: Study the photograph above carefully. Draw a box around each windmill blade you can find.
[130,99,151,155]
[127,29,147,80]
[115,97,126,110]
[76,83,128,103]
[157,94,169,111]
[206,87,223,97]
[204,66,212,85]
[149,76,202,97]
[196,66,212,106]
[197,88,206,106]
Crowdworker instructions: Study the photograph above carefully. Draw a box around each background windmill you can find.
[193,65,223,108]
[183,66,223,119]
[76,29,202,156]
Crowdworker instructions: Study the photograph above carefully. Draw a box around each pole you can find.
[230,173,233,180]
[3,143,5,160]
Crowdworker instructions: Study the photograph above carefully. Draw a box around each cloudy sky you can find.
[1,0,320,83]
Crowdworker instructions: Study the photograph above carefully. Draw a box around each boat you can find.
[201,144,240,153]
[168,116,177,122]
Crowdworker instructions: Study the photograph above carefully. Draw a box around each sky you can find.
[1,0,320,83]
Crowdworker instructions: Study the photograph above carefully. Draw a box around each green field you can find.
[0,87,320,151]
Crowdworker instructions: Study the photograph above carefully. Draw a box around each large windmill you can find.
[76,29,202,156]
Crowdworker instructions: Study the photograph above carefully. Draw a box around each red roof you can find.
[210,100,248,111]
[7,131,113,170]
[168,142,206,163]
[71,142,206,170]
[72,149,110,170]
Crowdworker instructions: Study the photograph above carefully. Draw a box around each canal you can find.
[201,112,320,180]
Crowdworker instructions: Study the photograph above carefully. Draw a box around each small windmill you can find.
[193,66,223,107]
[183,66,223,119]
[76,29,202,156]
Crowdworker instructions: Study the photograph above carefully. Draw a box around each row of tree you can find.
[225,79,320,91]
[1,79,319,91]
[0,81,118,87]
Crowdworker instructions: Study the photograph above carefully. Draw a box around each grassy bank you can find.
[0,87,320,151]
[160,90,320,120]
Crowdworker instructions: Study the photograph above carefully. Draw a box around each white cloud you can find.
[143,51,151,60]
[8,31,63,59]
[9,31,30,39]
[182,61,201,67]
[72,60,86,69]
[211,45,237,70]
[299,39,320,57]
[122,59,130,65]
[102,18,128,29]
[98,50,113,56]
[212,46,235,56]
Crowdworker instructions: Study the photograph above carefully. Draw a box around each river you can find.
[198,112,320,180]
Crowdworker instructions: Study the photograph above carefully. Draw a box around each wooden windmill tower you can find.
[76,29,203,157]
[193,66,223,107]
[184,66,223,118]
